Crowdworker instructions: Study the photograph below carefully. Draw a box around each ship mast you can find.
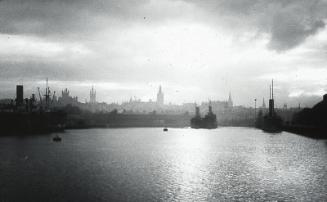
[45,78,49,109]
[268,79,275,117]
[272,79,274,100]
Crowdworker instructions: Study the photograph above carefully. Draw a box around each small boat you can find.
[53,135,62,142]
[163,128,168,132]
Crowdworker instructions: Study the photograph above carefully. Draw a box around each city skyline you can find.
[0,79,322,108]
[0,0,327,107]
[2,82,236,106]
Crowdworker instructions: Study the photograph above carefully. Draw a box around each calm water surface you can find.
[0,127,326,201]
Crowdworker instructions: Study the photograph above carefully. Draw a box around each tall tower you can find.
[90,86,96,104]
[156,85,164,106]
[227,91,233,108]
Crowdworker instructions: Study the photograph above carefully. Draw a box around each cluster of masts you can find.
[37,78,56,110]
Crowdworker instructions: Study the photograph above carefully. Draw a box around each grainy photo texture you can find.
[0,0,326,201]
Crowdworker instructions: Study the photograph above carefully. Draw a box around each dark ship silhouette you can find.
[0,111,66,134]
[191,104,218,129]
[0,82,66,135]
[256,80,282,133]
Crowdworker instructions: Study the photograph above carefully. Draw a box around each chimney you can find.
[16,85,24,106]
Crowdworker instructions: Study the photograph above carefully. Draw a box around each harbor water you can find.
[0,127,326,201]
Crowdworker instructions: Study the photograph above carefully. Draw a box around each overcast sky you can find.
[0,0,327,107]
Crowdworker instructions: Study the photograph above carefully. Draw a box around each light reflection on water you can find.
[0,127,326,201]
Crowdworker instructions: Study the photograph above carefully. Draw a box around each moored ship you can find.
[256,80,282,133]
[0,111,66,134]
[0,82,66,135]
[191,104,218,129]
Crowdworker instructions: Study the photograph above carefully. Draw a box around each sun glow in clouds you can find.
[0,0,327,107]
[100,22,274,71]
[92,21,282,103]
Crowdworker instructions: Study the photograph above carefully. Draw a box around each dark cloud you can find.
[184,0,327,51]
[269,16,325,51]
[0,0,148,37]
[265,1,326,51]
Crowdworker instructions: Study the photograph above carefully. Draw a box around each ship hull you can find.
[190,118,218,129]
[0,111,66,135]
[260,115,283,133]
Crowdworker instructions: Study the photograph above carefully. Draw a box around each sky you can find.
[0,0,327,107]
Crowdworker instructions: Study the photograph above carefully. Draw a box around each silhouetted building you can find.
[157,85,164,106]
[293,94,327,128]
[16,85,24,106]
[58,88,78,106]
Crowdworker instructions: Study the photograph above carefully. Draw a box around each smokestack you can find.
[209,105,212,114]
[16,85,24,106]
[195,106,200,117]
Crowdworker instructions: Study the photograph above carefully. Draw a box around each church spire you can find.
[262,97,266,108]
[157,85,164,106]
[90,85,96,104]
[228,91,233,107]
